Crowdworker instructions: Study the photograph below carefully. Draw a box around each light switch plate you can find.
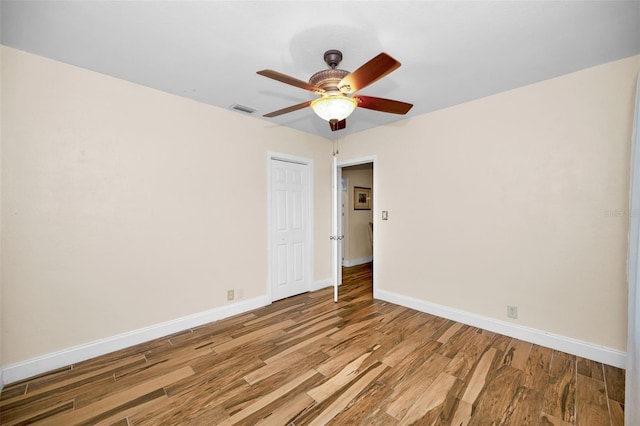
[382,211,388,220]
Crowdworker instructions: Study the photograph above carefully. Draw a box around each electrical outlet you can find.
[507,305,518,319]
[227,289,235,301]
[382,211,388,220]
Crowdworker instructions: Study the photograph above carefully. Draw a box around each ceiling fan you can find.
[257,50,413,131]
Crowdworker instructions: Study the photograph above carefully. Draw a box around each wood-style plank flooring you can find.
[0,263,625,425]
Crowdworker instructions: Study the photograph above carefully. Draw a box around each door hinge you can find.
[329,235,344,240]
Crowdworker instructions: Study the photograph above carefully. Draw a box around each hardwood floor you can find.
[0,263,625,425]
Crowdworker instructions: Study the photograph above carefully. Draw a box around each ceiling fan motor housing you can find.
[312,50,351,93]
[309,69,350,92]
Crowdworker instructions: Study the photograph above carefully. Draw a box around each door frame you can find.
[335,155,377,300]
[267,152,314,302]
[340,176,348,270]
[625,74,640,426]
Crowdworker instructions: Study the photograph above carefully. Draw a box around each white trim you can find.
[338,156,377,168]
[266,152,314,302]
[376,289,627,369]
[339,176,347,284]
[332,155,339,301]
[626,72,640,426]
[2,295,270,385]
[312,278,333,291]
[343,256,373,267]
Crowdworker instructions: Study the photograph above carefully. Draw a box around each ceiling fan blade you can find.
[257,70,324,94]
[354,95,413,115]
[338,53,401,94]
[329,119,346,132]
[263,100,312,118]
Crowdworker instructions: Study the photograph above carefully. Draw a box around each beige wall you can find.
[342,166,373,263]
[0,46,332,364]
[339,56,640,351]
[2,44,638,369]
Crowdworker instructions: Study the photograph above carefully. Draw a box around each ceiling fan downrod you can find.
[323,49,343,69]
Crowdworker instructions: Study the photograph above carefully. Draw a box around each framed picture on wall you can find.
[354,187,371,210]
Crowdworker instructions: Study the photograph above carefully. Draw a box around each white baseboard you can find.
[312,278,333,291]
[5,287,625,385]
[375,289,627,369]
[2,295,270,385]
[343,256,373,267]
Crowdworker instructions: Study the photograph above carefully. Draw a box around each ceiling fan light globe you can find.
[310,96,357,122]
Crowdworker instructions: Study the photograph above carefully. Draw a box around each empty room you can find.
[1,1,639,425]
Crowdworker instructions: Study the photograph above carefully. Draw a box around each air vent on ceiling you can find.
[230,104,257,114]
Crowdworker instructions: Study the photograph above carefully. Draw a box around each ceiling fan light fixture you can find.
[310,96,358,122]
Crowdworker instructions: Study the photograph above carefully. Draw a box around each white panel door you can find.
[271,159,310,301]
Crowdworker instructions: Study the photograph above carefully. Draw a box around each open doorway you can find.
[341,163,374,267]
[336,158,375,300]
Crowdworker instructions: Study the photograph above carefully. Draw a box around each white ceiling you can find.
[1,1,639,139]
